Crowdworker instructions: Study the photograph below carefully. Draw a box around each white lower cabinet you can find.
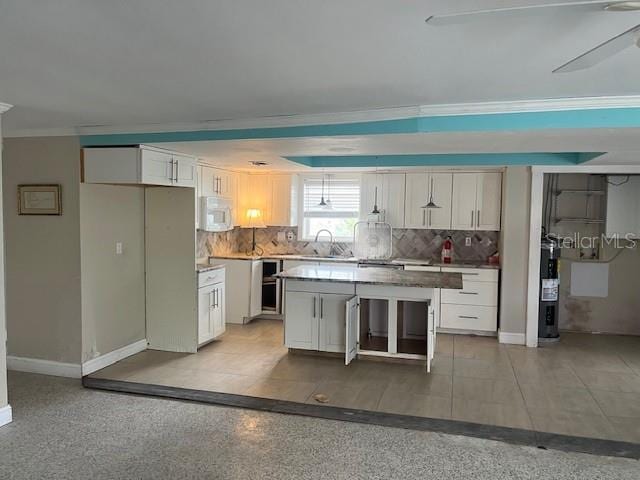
[285,291,319,350]
[284,280,437,372]
[318,294,350,353]
[210,259,262,324]
[419,266,499,333]
[284,290,351,353]
[197,271,226,346]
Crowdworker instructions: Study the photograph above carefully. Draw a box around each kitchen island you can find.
[276,264,463,372]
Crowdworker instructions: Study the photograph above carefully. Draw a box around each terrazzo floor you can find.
[2,371,639,479]
[90,319,640,444]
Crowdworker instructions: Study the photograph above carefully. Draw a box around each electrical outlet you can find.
[286,231,296,242]
[116,242,123,255]
[465,237,472,247]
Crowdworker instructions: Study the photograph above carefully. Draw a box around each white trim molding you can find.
[419,95,640,117]
[0,405,12,428]
[498,331,526,345]
[82,339,147,376]
[0,102,12,114]
[7,356,82,378]
[7,95,640,138]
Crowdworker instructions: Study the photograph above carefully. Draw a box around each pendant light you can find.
[371,186,381,214]
[371,167,380,215]
[421,177,441,209]
[325,174,333,210]
[318,174,328,207]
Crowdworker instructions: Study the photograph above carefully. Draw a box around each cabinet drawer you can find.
[441,281,498,306]
[440,267,498,283]
[198,269,225,288]
[440,304,497,332]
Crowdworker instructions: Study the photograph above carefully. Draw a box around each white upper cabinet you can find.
[200,166,235,198]
[404,173,428,228]
[83,146,196,188]
[451,173,477,230]
[383,174,406,228]
[360,173,405,228]
[426,173,453,229]
[173,153,197,188]
[404,173,452,229]
[476,172,502,231]
[270,174,299,227]
[140,149,174,186]
[239,173,298,227]
[451,172,502,231]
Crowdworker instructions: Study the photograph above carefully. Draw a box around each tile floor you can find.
[90,319,640,444]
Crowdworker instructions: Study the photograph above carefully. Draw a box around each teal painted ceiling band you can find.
[285,152,604,168]
[79,107,640,146]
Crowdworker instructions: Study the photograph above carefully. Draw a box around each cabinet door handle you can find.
[459,291,479,295]
[477,209,480,228]
[429,210,432,227]
[174,159,179,181]
[213,288,218,308]
[320,297,324,319]
[458,315,478,319]
[470,210,474,228]
[312,297,317,318]
[422,209,426,226]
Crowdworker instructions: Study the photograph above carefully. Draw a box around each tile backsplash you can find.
[198,226,498,263]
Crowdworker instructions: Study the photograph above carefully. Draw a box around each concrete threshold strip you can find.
[82,377,640,460]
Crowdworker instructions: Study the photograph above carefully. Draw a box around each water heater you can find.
[538,236,561,341]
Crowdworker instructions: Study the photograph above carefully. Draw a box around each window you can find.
[300,175,360,241]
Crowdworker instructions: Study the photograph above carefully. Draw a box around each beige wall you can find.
[80,184,146,363]
[0,113,8,409]
[499,166,531,339]
[2,136,82,364]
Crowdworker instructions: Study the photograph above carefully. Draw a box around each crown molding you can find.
[419,96,640,116]
[3,126,79,138]
[6,95,640,138]
[0,102,13,114]
[74,105,422,136]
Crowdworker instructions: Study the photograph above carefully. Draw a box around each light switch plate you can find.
[465,237,472,247]
[277,231,286,242]
[116,242,123,255]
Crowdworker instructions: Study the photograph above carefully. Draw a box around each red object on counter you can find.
[441,237,453,264]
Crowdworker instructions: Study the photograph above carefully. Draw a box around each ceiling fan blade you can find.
[426,1,612,25]
[553,23,640,72]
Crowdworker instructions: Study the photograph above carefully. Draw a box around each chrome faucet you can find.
[314,229,339,256]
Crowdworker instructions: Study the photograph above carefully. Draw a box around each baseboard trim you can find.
[7,356,82,378]
[498,331,526,345]
[82,339,147,376]
[0,405,12,427]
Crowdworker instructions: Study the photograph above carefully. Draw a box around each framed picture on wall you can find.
[17,184,62,215]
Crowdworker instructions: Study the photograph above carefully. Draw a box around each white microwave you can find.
[200,197,233,232]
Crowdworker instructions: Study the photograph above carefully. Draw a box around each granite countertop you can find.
[275,265,463,289]
[210,253,359,263]
[208,253,500,269]
[196,264,226,273]
[392,258,501,270]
